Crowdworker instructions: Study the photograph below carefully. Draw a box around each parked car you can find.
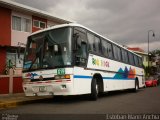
[145,76,158,87]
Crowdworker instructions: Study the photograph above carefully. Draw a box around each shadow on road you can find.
[40,88,145,104]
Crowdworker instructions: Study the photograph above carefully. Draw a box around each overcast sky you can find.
[13,0,160,52]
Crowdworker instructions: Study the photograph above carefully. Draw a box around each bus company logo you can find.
[92,58,110,67]
[25,73,38,79]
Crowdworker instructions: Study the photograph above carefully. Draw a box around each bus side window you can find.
[94,36,101,54]
[128,52,135,65]
[74,28,87,66]
[134,55,139,67]
[113,45,122,61]
[138,57,143,67]
[102,39,113,59]
[87,33,101,54]
[87,33,94,52]
[122,49,129,64]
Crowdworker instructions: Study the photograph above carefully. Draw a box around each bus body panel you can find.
[22,53,144,96]
[86,53,144,91]
[73,67,92,95]
[22,23,145,97]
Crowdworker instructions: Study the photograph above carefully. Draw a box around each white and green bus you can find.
[22,23,145,100]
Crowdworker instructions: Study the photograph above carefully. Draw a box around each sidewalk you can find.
[0,93,52,110]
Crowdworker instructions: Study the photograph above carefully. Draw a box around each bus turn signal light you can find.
[65,75,70,79]
[54,74,70,79]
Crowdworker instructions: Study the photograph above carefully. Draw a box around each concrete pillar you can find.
[9,69,13,94]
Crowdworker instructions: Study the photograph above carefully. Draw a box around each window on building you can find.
[6,48,24,68]
[33,20,46,29]
[12,16,21,31]
[40,22,46,29]
[22,18,31,32]
[33,20,39,28]
[6,53,16,67]
[12,16,31,32]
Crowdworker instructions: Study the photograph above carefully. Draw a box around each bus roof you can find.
[30,23,142,58]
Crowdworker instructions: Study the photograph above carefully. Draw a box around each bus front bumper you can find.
[23,82,73,96]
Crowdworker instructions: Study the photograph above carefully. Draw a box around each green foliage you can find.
[150,49,160,56]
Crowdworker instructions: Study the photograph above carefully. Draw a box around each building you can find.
[150,54,160,74]
[0,0,72,74]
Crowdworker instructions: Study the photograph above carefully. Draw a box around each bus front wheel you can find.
[90,78,99,100]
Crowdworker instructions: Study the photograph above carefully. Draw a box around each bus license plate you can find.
[39,86,46,92]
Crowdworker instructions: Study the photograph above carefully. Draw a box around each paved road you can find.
[0,86,160,114]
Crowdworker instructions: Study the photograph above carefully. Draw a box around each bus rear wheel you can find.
[90,78,99,101]
[133,80,139,92]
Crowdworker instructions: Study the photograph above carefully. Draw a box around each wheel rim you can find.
[96,84,99,95]
[136,83,138,90]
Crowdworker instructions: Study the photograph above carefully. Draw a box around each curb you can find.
[0,96,52,110]
[0,101,17,109]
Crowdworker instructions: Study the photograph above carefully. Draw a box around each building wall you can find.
[47,20,59,27]
[0,77,9,94]
[12,30,30,46]
[13,77,23,93]
[0,76,23,94]
[0,47,6,74]
[11,11,32,46]
[0,7,11,46]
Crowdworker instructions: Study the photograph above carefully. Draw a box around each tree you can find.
[150,49,160,75]
[150,49,160,56]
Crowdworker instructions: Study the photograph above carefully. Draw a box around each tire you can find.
[131,80,139,92]
[90,78,99,101]
[134,80,139,92]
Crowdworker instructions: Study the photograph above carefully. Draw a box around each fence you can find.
[0,69,23,94]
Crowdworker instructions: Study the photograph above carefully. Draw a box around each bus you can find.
[22,23,145,100]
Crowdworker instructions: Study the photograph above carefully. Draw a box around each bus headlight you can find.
[54,74,70,79]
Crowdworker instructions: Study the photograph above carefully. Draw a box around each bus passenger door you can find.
[73,28,88,67]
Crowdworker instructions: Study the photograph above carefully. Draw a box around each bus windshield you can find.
[23,27,72,71]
